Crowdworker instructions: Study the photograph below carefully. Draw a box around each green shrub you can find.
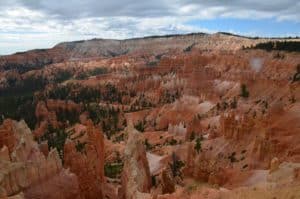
[104,163,123,178]
[54,70,72,83]
[194,137,202,154]
[228,152,237,163]
[189,131,195,141]
[240,84,249,98]
[40,126,68,159]
[230,97,237,109]
[75,141,86,153]
[292,64,300,82]
[89,67,108,76]
[168,139,178,145]
[169,153,185,177]
[144,139,153,150]
[151,175,157,186]
[75,72,89,80]
[135,120,145,132]
[245,41,300,52]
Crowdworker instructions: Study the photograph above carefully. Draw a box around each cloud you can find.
[1,0,298,21]
[16,0,174,18]
[0,0,299,54]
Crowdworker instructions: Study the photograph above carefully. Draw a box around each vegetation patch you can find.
[104,163,123,178]
[244,41,300,52]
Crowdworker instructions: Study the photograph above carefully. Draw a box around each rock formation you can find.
[220,111,254,140]
[0,120,17,155]
[63,120,104,199]
[119,125,152,199]
[34,99,81,138]
[0,119,81,199]
[160,169,175,194]
[269,157,279,173]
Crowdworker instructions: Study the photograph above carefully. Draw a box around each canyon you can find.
[0,32,300,199]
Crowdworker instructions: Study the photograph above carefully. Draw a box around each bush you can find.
[0,94,37,129]
[151,175,157,186]
[228,152,237,163]
[168,138,178,145]
[194,137,202,154]
[89,67,108,76]
[104,163,123,178]
[135,120,145,132]
[189,131,195,141]
[75,72,89,80]
[75,141,86,153]
[240,84,249,98]
[245,41,300,52]
[230,97,237,109]
[54,70,72,83]
[169,153,185,177]
[40,126,68,159]
[144,139,153,150]
[292,64,300,82]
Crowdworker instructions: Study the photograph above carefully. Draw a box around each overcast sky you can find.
[0,0,299,55]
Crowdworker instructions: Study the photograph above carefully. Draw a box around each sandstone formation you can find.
[269,157,279,173]
[34,99,81,137]
[0,119,81,199]
[220,111,254,140]
[160,169,175,194]
[63,120,104,199]
[120,125,152,199]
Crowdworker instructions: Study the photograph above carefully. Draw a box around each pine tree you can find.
[195,137,202,154]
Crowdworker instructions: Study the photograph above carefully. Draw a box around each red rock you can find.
[119,125,152,199]
[0,119,17,153]
[0,120,82,199]
[160,169,175,194]
[64,120,104,199]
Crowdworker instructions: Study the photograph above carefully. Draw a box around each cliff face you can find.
[0,119,81,199]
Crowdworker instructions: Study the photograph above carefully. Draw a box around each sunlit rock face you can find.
[220,111,254,140]
[0,119,16,153]
[64,120,104,199]
[0,119,81,199]
[119,125,152,199]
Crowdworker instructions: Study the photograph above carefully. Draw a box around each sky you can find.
[0,0,299,55]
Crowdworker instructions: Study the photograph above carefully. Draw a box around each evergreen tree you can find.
[195,137,202,154]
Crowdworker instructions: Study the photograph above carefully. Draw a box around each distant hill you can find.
[1,32,300,73]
